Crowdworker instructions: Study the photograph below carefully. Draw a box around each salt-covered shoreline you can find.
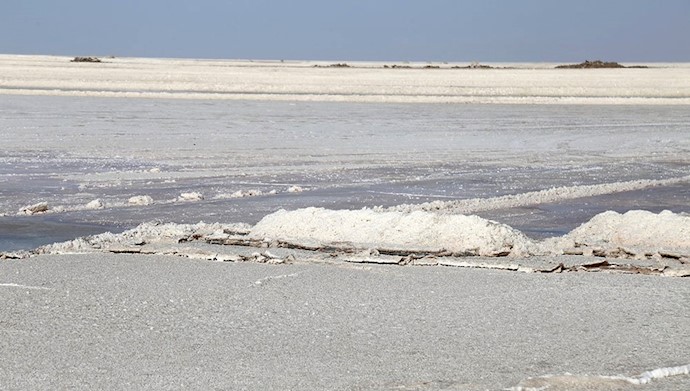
[4,208,688,277]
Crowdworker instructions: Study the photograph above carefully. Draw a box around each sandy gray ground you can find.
[1,254,688,390]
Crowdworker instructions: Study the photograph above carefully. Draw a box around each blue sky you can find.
[1,0,688,61]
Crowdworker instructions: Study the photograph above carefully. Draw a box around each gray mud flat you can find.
[1,254,688,390]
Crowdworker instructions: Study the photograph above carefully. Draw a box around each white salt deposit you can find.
[287,185,304,193]
[128,195,154,206]
[85,199,105,210]
[4,207,685,277]
[635,364,690,384]
[230,189,264,198]
[10,207,687,271]
[178,192,204,202]
[38,221,250,255]
[559,210,690,257]
[249,207,538,256]
[249,207,690,260]
[385,176,690,215]
[509,363,690,390]
[18,202,49,215]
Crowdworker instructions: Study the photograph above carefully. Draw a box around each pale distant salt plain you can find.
[2,55,690,104]
[1,54,689,262]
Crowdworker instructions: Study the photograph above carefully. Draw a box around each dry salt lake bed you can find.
[1,55,689,390]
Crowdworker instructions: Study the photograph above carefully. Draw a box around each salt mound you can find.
[85,199,105,209]
[128,195,154,206]
[250,207,538,256]
[178,192,204,202]
[563,210,690,256]
[38,221,251,254]
[18,202,49,215]
[231,189,263,198]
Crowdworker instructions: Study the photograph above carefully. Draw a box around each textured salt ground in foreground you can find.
[1,253,688,390]
[5,208,688,277]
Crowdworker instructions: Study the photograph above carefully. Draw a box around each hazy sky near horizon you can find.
[2,0,689,62]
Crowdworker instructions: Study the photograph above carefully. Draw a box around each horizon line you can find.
[2,52,689,65]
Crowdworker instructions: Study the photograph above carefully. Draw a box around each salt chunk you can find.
[85,199,106,209]
[178,192,204,201]
[128,195,154,206]
[19,202,49,215]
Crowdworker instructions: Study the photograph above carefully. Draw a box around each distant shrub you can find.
[71,56,101,63]
[555,60,646,69]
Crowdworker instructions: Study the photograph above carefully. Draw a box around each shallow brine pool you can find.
[1,96,689,251]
